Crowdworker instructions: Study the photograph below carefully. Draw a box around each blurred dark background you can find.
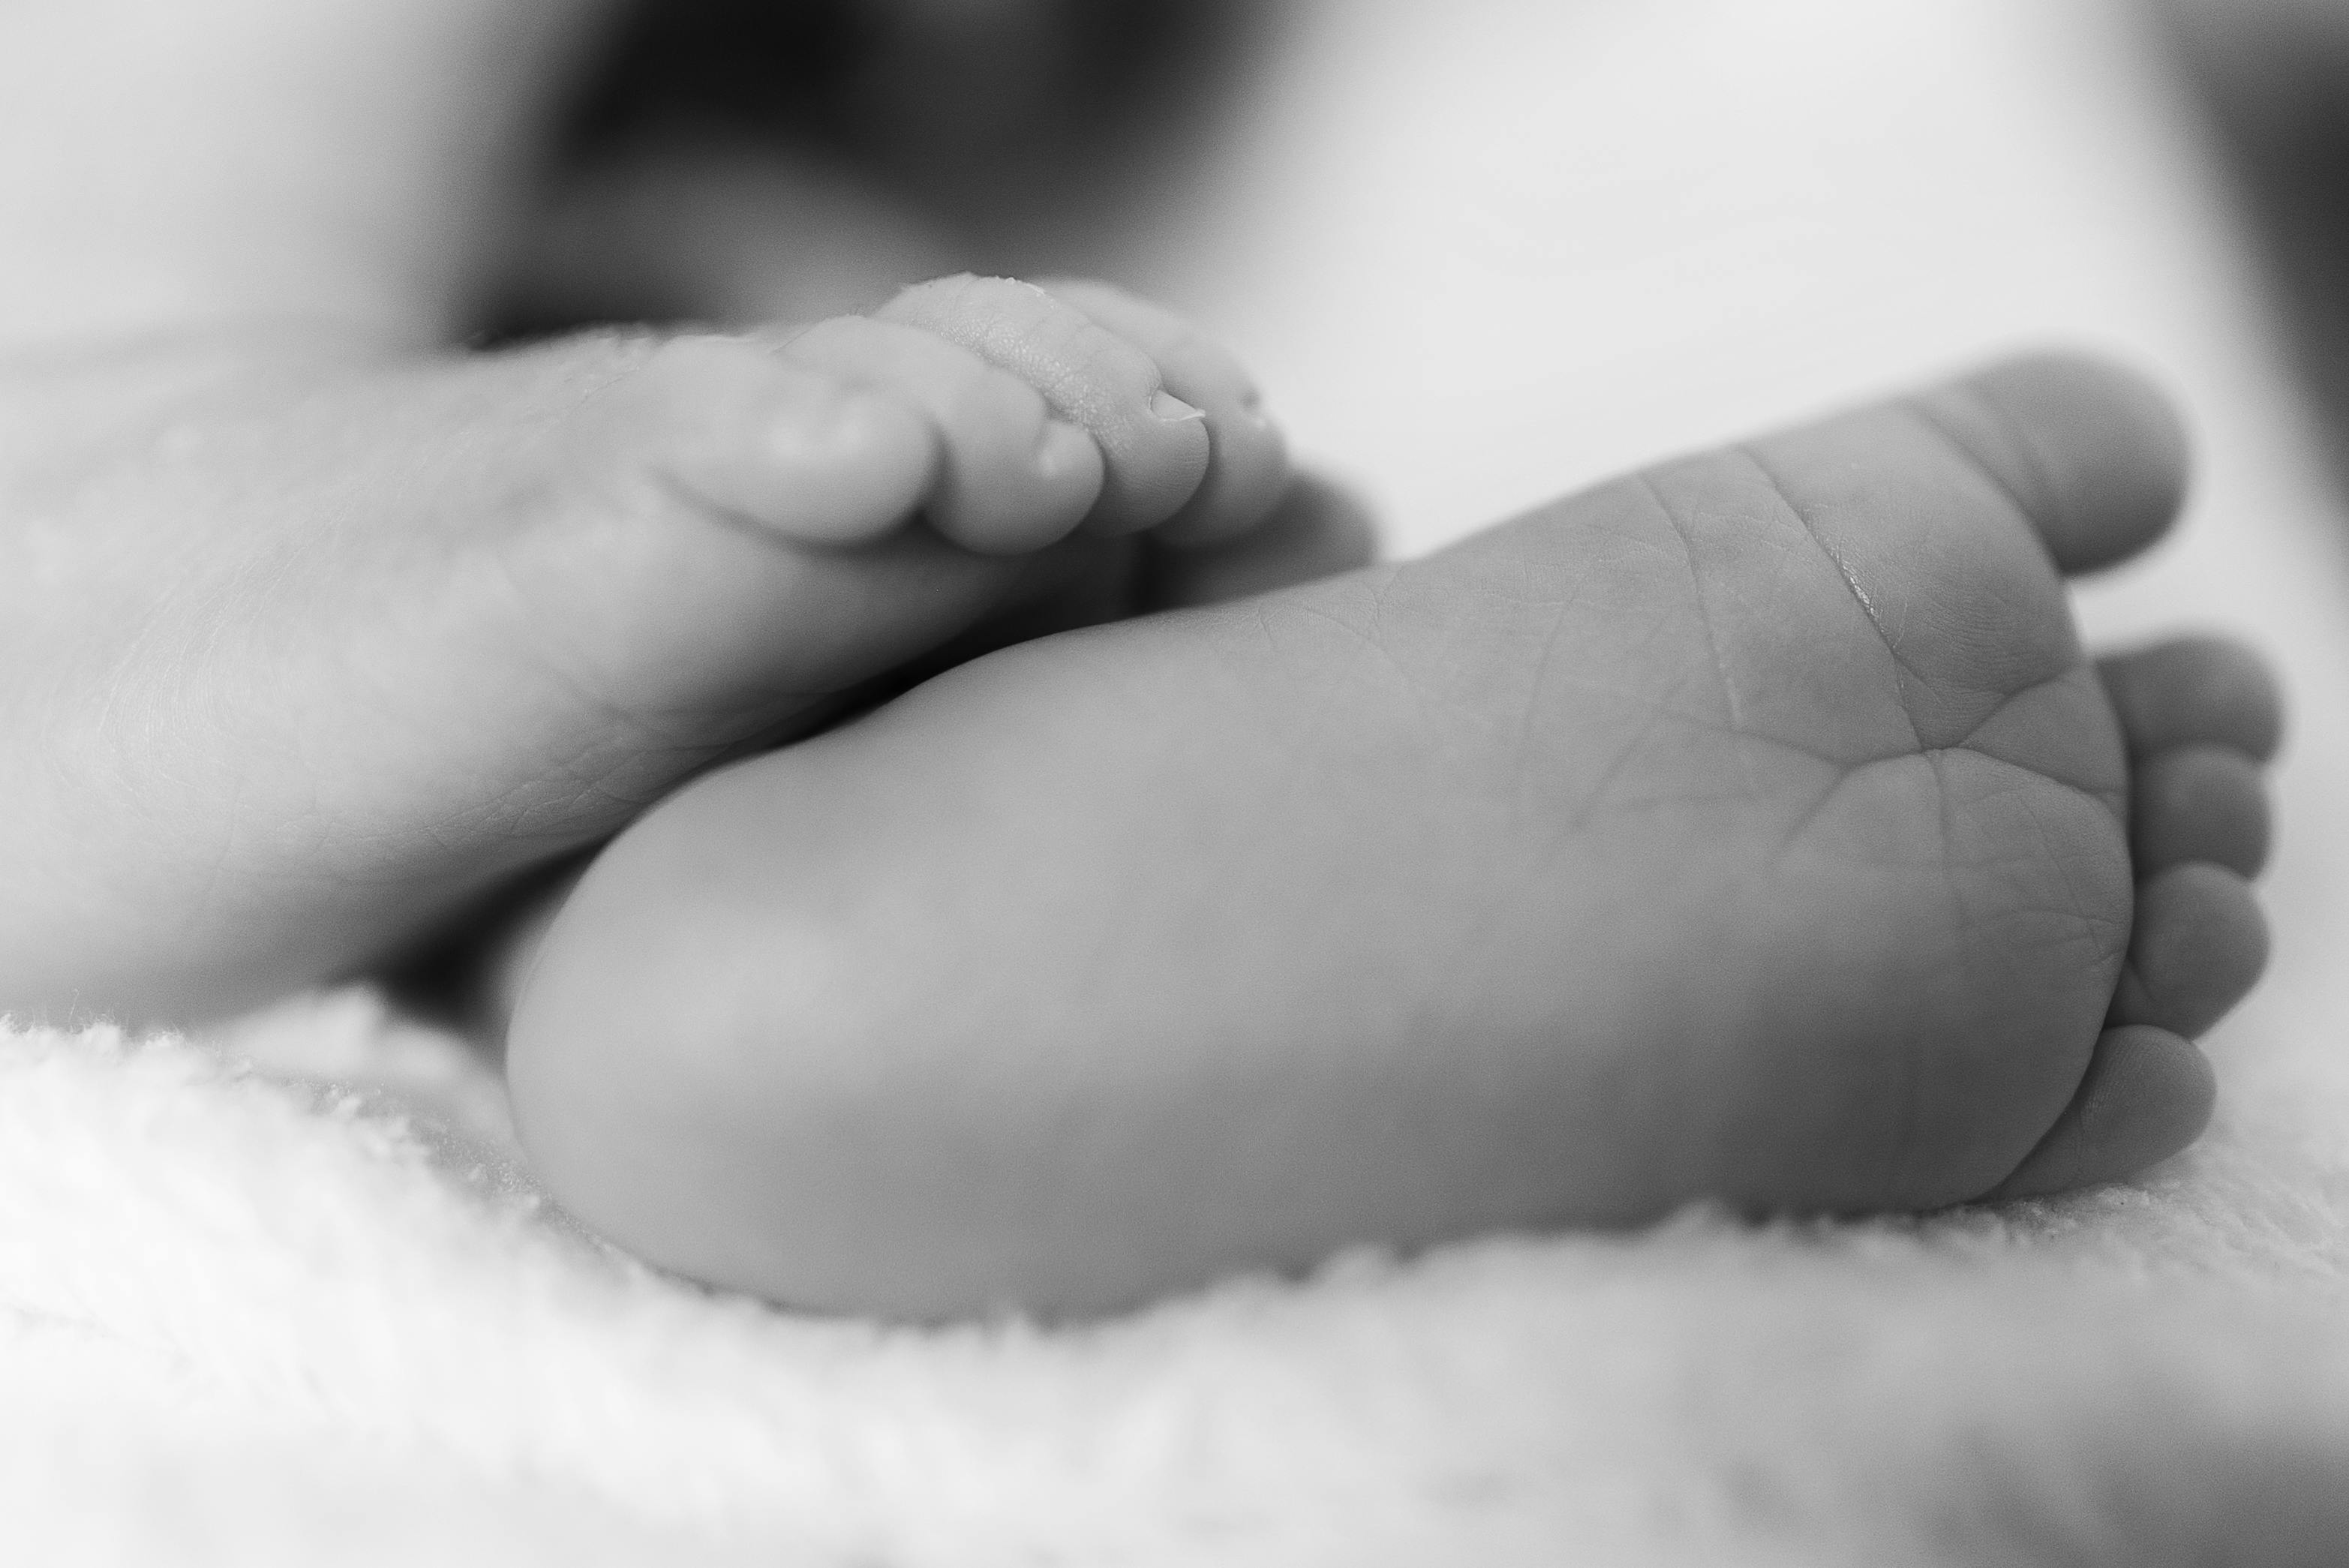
[485,0,1268,337]
[2161,0,2349,493]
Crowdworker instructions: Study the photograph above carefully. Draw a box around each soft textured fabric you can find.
[3,988,2347,1565]
[8,2,2349,1563]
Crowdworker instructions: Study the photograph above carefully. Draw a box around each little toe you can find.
[1910,351,2188,577]
[1139,474,1380,611]
[614,335,939,548]
[879,275,1213,536]
[2098,636,2284,763]
[2131,746,2272,877]
[783,314,1104,554]
[2108,863,2269,1039]
[1985,1025,2216,1200]
[1038,278,1292,545]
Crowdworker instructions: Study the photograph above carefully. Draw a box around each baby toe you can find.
[2131,745,2271,877]
[2098,635,2284,763]
[784,315,1104,554]
[1911,352,2188,577]
[1986,1024,2215,1200]
[611,334,939,548]
[1038,278,1292,545]
[2108,862,2269,1039]
[878,275,1212,536]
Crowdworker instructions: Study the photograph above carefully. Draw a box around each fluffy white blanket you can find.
[7,3,2349,1563]
[2,982,2347,1564]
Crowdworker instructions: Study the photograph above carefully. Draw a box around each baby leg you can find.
[0,275,1287,1024]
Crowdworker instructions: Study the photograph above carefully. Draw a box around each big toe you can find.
[1720,351,2189,767]
[1912,351,2190,576]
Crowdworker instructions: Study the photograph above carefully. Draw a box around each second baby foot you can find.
[0,275,1286,1023]
[508,354,2278,1320]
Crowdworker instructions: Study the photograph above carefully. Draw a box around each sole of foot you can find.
[0,276,1288,1023]
[506,353,2279,1320]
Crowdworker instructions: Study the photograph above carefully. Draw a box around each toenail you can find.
[1152,391,1206,423]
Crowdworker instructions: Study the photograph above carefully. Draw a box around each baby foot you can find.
[506,353,2277,1320]
[0,275,1287,1023]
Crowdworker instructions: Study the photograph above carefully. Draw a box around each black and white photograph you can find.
[2,1,2345,1561]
